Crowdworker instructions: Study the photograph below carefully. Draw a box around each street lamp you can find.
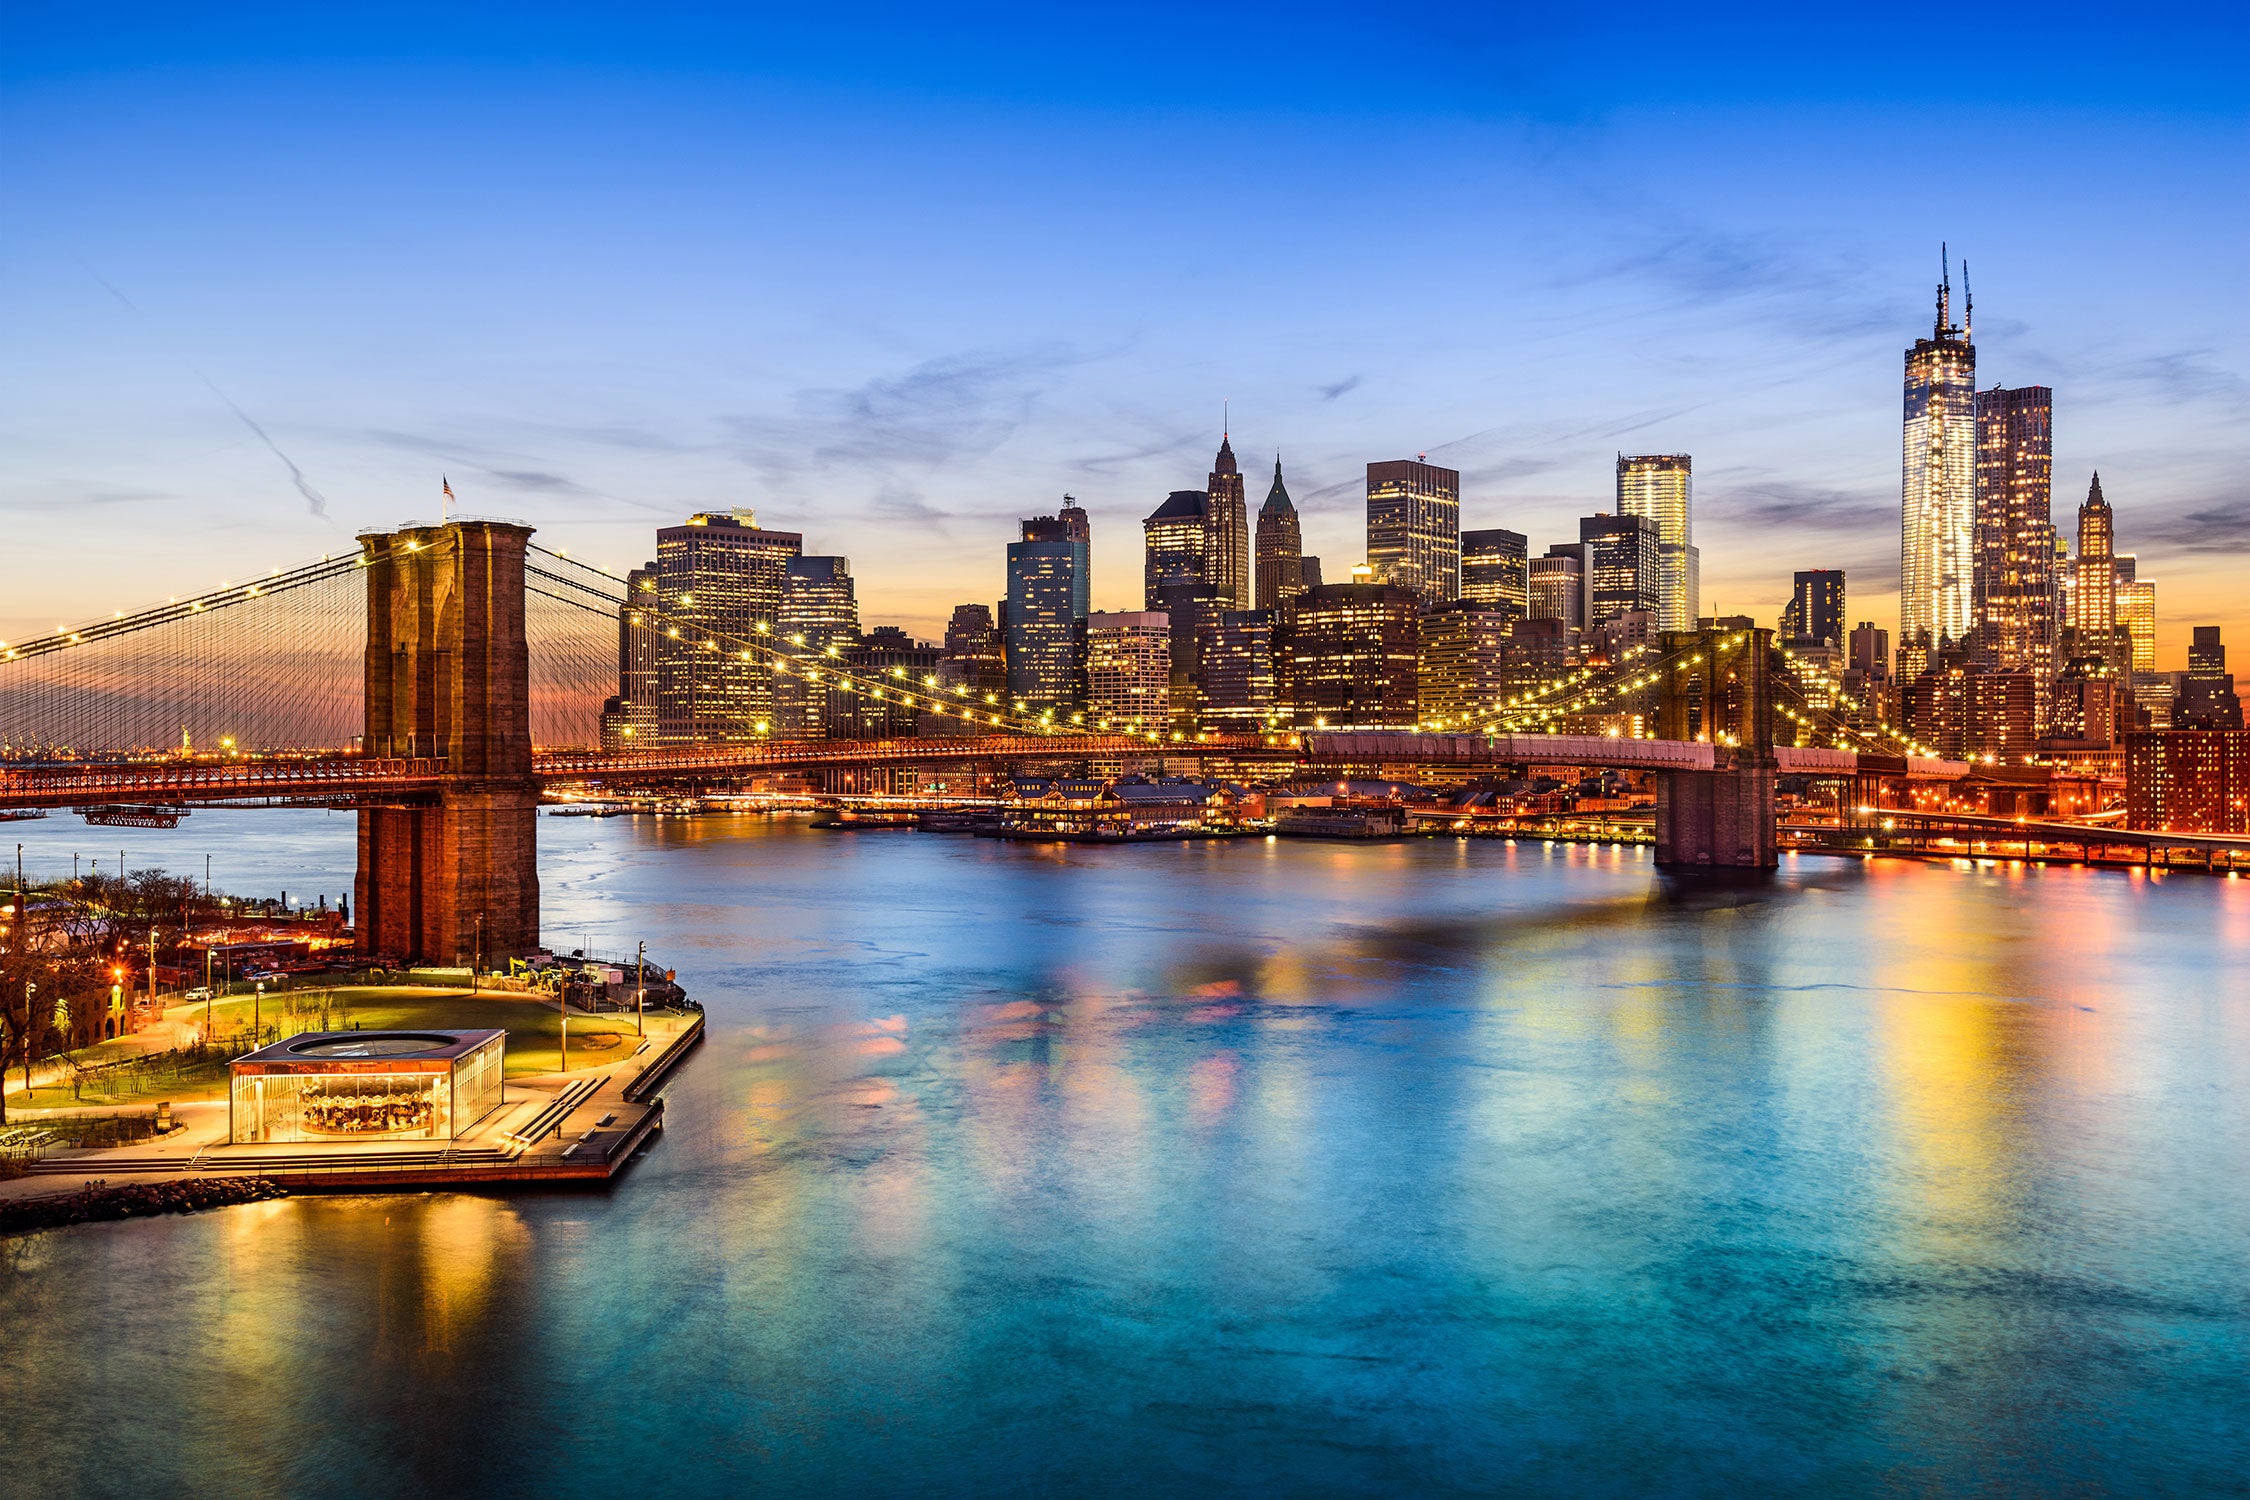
[254,980,265,1045]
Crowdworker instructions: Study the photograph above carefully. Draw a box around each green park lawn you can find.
[8,986,651,1111]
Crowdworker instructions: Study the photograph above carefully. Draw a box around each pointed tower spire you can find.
[1937,242,1952,339]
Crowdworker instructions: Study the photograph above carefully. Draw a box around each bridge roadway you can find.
[0,731,1974,813]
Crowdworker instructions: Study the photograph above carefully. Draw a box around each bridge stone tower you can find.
[355,521,540,964]
[1653,626,1778,870]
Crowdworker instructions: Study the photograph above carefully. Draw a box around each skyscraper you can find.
[1901,252,1977,650]
[775,556,859,740]
[1274,583,1420,729]
[1143,490,1211,607]
[1460,528,1528,617]
[2115,556,2156,675]
[940,604,1006,697]
[2075,472,2120,672]
[1202,610,1277,732]
[1417,602,1513,728]
[1084,612,1172,733]
[1528,551,1586,634]
[599,560,660,751]
[1366,457,1460,606]
[1007,509,1089,713]
[1206,432,1249,611]
[1617,455,1697,631]
[654,509,802,742]
[1579,514,1661,626]
[1972,384,2057,684]
[1253,457,1304,611]
[2177,626,2244,731]
[1781,570,1846,646]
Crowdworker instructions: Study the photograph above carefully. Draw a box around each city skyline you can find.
[3,6,2246,666]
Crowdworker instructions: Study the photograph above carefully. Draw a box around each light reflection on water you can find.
[3,811,2248,1497]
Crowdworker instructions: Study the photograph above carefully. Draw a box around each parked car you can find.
[182,986,212,1002]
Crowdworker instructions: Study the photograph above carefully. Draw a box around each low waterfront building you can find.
[2126,729,2250,833]
[1001,774,1240,839]
[229,1030,506,1145]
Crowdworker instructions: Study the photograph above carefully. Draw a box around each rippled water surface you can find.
[4,811,2248,1497]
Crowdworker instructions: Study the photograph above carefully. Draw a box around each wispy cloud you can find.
[1713,478,1894,534]
[1316,375,1363,401]
[2142,503,2250,554]
[731,344,1087,481]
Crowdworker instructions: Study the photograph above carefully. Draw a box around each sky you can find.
[3,2,2246,666]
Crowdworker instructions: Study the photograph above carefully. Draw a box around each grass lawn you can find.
[9,986,654,1111]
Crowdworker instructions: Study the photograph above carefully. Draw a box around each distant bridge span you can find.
[0,732,1974,814]
[0,518,1997,963]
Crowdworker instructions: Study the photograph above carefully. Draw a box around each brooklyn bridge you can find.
[1,519,1993,965]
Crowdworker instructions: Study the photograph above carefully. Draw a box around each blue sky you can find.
[3,3,2245,661]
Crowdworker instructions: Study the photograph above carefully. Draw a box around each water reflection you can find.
[3,814,2247,1495]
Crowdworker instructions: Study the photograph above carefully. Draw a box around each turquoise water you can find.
[4,812,2248,1496]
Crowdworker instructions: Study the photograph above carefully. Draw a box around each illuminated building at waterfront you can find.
[1901,254,1977,651]
[2126,728,2250,833]
[1366,457,1460,606]
[1617,454,1697,631]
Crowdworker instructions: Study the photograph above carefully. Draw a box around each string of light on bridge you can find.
[526,547,1300,750]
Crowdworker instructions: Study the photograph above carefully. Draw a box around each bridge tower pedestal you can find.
[1652,626,1778,871]
[355,521,540,965]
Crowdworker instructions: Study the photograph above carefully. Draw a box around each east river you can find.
[3,811,2247,1496]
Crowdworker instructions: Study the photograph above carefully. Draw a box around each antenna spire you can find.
[1936,242,1952,338]
[1962,259,1972,342]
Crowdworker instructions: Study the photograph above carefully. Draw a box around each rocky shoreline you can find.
[1,1177,291,1235]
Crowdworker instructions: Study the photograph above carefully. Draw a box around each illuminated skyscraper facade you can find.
[1007,509,1089,713]
[1366,458,1460,606]
[655,510,802,742]
[1971,384,2057,686]
[1275,583,1420,728]
[1084,612,1172,733]
[1781,570,1846,646]
[1460,528,1528,618]
[1206,434,1249,610]
[1617,455,1697,631]
[775,555,860,740]
[2115,556,2156,675]
[2075,473,2119,671]
[1901,259,1977,649]
[1203,610,1277,732]
[1253,458,1304,611]
[1528,551,1586,633]
[1579,513,1661,626]
[1143,490,1211,608]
